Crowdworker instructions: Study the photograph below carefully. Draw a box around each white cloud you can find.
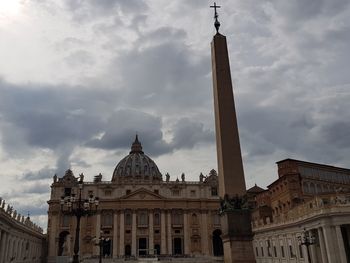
[0,0,350,230]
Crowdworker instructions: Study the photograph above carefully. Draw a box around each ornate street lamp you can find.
[60,177,99,263]
[298,228,316,263]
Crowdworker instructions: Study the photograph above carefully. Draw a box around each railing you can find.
[0,198,44,234]
[253,194,350,230]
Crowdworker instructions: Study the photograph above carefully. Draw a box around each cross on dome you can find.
[130,134,144,154]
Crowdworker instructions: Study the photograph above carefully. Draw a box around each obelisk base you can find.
[220,210,256,263]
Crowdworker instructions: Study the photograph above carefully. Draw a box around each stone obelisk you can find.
[210,3,255,263]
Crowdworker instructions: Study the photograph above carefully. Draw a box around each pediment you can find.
[121,188,165,200]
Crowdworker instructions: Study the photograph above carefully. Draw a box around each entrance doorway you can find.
[138,238,147,256]
[154,244,160,255]
[212,229,223,256]
[173,238,182,255]
[102,239,112,257]
[125,244,131,256]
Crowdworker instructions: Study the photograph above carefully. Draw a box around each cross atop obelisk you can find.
[210,2,221,33]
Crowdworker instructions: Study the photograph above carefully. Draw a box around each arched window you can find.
[191,214,198,225]
[62,215,70,227]
[172,210,183,225]
[125,213,132,225]
[154,213,160,225]
[213,214,220,225]
[138,211,148,226]
[212,229,223,256]
[125,244,131,256]
[101,211,113,227]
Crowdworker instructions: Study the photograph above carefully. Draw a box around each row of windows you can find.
[61,212,221,227]
[255,239,303,259]
[299,166,350,184]
[65,187,219,198]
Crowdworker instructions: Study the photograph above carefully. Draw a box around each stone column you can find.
[132,211,137,256]
[13,237,18,260]
[323,226,338,263]
[16,238,20,260]
[317,227,328,263]
[7,236,13,262]
[149,211,154,255]
[119,211,125,256]
[0,230,2,261]
[309,241,317,263]
[48,214,57,257]
[113,211,118,258]
[19,239,24,261]
[201,211,209,255]
[0,231,7,262]
[167,211,172,255]
[94,214,101,256]
[335,225,347,263]
[161,211,166,255]
[183,211,189,255]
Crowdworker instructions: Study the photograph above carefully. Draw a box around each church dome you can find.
[111,135,162,182]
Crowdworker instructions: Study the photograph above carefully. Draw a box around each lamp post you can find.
[298,228,316,263]
[60,177,99,263]
[93,232,110,263]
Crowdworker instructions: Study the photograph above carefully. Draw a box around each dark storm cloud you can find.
[270,0,349,24]
[171,118,214,149]
[112,28,211,113]
[20,166,55,181]
[216,0,350,183]
[0,72,215,170]
[0,82,105,150]
[87,110,214,156]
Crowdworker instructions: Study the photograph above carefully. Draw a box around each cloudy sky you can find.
[0,0,349,229]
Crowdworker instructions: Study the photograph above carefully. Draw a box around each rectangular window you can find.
[280,239,285,258]
[261,247,264,257]
[172,210,183,225]
[62,215,70,227]
[272,240,277,257]
[211,187,218,196]
[138,211,148,226]
[64,188,71,196]
[172,190,180,196]
[154,189,159,195]
[125,213,132,225]
[255,247,259,257]
[101,212,113,227]
[299,244,304,258]
[126,189,131,195]
[190,190,196,197]
[213,214,221,225]
[288,239,295,258]
[154,213,160,225]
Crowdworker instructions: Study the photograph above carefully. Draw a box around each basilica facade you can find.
[47,136,223,262]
